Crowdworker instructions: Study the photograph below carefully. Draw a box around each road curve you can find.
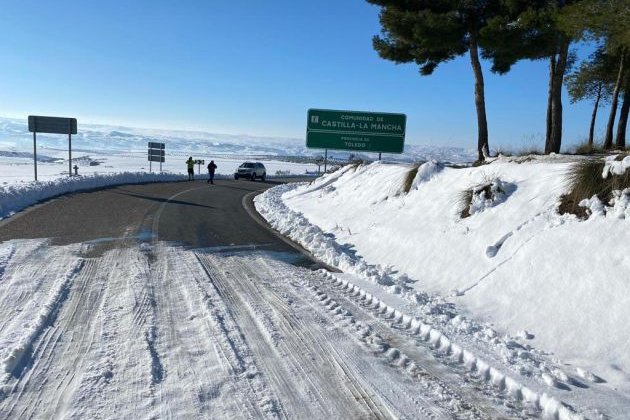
[0,177,320,264]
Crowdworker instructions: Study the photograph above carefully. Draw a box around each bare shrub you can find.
[573,141,605,155]
[559,156,630,218]
[458,176,507,218]
[402,164,420,194]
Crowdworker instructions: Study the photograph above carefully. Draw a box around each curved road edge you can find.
[242,189,341,273]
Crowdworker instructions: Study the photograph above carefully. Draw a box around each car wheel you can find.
[234,175,239,180]
[250,173,256,181]
[261,173,266,181]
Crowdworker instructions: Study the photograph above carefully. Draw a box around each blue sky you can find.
[0,0,615,151]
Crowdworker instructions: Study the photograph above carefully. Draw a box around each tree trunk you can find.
[469,35,489,162]
[548,37,570,154]
[588,83,602,146]
[604,50,625,149]
[545,55,556,152]
[616,88,629,149]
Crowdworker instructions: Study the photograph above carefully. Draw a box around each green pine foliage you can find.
[364,0,629,156]
[367,0,506,162]
[566,49,615,105]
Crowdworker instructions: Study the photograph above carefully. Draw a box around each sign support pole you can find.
[33,132,38,181]
[150,160,152,173]
[378,152,382,161]
[324,149,328,173]
[160,160,162,173]
[68,129,72,177]
[28,116,77,179]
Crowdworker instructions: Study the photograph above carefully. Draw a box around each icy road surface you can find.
[0,240,526,419]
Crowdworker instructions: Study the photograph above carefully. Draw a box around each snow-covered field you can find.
[0,116,475,186]
[0,117,319,186]
[255,156,630,418]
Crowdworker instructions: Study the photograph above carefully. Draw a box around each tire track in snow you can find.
[232,255,394,419]
[0,242,16,283]
[0,257,105,419]
[0,240,57,336]
[312,271,583,420]
[0,256,85,383]
[197,252,388,419]
[303,274,506,419]
[192,251,283,418]
[65,248,161,419]
[195,251,473,419]
[148,245,268,418]
[149,246,208,418]
[195,252,333,418]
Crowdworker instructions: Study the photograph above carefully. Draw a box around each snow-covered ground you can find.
[0,117,316,186]
[255,156,630,418]
[0,239,540,419]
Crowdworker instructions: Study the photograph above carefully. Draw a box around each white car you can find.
[234,162,266,181]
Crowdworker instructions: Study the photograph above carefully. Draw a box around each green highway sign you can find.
[306,109,406,153]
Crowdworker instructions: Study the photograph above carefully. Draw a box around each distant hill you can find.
[0,117,476,163]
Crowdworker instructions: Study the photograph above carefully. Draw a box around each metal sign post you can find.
[306,109,406,154]
[324,149,328,173]
[148,142,166,172]
[33,131,37,181]
[315,156,324,175]
[28,116,78,180]
[68,121,72,177]
[195,160,205,175]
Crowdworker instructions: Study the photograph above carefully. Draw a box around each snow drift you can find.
[0,172,188,220]
[256,156,630,417]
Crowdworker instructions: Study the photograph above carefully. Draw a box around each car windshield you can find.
[240,163,254,168]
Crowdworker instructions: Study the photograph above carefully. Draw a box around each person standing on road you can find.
[186,157,195,181]
[207,160,217,184]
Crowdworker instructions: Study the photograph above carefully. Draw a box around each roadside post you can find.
[28,116,78,180]
[315,156,324,175]
[195,159,205,175]
[306,109,406,169]
[148,142,165,172]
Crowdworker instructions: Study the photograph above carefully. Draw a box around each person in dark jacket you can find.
[207,160,217,184]
[186,157,195,181]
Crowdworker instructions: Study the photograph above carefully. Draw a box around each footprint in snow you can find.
[485,232,513,258]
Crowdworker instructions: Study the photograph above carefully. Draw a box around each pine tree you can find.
[561,0,630,149]
[615,76,629,148]
[483,1,578,154]
[366,0,503,162]
[565,48,615,145]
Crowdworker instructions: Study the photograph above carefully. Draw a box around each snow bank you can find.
[0,172,191,220]
[580,189,630,219]
[255,182,414,294]
[602,154,630,178]
[410,159,443,189]
[316,270,582,420]
[257,158,630,417]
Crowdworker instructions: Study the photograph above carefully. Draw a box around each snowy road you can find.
[0,240,524,419]
[0,179,572,418]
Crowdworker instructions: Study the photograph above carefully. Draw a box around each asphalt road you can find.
[0,177,321,265]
